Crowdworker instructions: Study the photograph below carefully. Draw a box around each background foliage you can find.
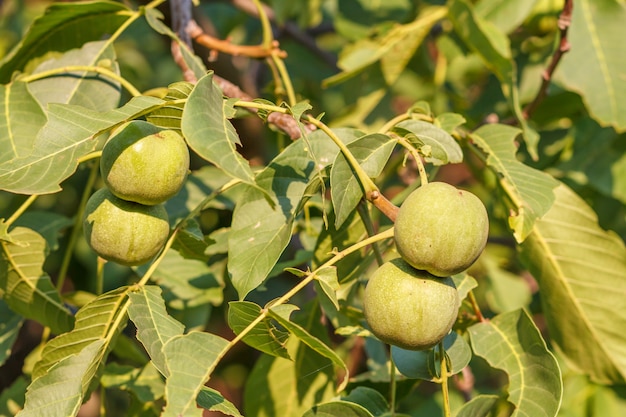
[1,0,626,416]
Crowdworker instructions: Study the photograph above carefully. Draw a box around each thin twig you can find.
[169,18,313,138]
[187,19,286,59]
[522,0,573,120]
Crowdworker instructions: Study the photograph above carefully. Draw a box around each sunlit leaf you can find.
[32,286,131,380]
[0,0,130,83]
[452,273,478,301]
[0,96,164,194]
[227,301,291,359]
[127,286,185,377]
[27,41,121,111]
[393,119,463,165]
[325,6,446,86]
[0,227,74,335]
[330,133,396,228]
[557,0,626,131]
[435,112,466,134]
[19,340,106,417]
[161,331,229,417]
[468,309,562,417]
[470,123,558,242]
[315,266,340,310]
[0,81,47,165]
[181,72,257,187]
[520,183,626,384]
[475,0,541,33]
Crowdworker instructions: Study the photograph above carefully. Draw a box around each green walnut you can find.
[100,121,190,205]
[363,258,459,350]
[394,182,488,277]
[83,188,170,266]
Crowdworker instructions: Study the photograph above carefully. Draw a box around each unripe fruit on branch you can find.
[100,121,190,206]
[363,258,460,350]
[394,182,488,277]
[83,188,170,266]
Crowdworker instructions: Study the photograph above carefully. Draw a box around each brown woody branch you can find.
[522,0,573,120]
[187,20,287,59]
[170,36,312,139]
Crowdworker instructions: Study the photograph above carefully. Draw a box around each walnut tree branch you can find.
[522,0,573,120]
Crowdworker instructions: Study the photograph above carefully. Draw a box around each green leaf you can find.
[435,112,467,135]
[470,123,559,242]
[449,0,539,158]
[144,8,207,80]
[181,72,257,187]
[268,307,349,392]
[165,165,238,222]
[161,331,229,417]
[315,266,340,310]
[0,95,163,194]
[393,120,463,165]
[520,183,626,384]
[312,209,368,284]
[13,211,72,252]
[0,0,130,82]
[0,375,27,417]
[227,301,291,359]
[0,298,23,367]
[146,249,225,309]
[32,286,131,380]
[326,6,446,86]
[0,227,74,335]
[0,81,47,165]
[475,0,541,33]
[228,128,357,299]
[557,0,626,131]
[468,309,562,417]
[196,386,244,417]
[452,273,478,301]
[27,41,121,111]
[330,133,396,228]
[243,312,336,417]
[454,394,500,417]
[101,362,164,403]
[127,286,185,377]
[146,81,193,133]
[342,387,389,417]
[303,401,375,417]
[449,0,513,86]
[481,252,532,314]
[18,339,106,417]
[392,332,472,381]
